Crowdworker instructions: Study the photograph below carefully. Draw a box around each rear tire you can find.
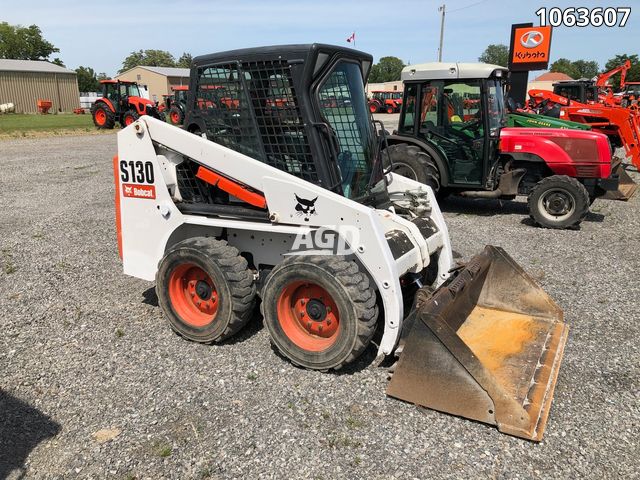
[122,109,139,127]
[169,106,184,125]
[382,143,441,194]
[91,102,115,129]
[156,237,256,343]
[528,175,589,229]
[385,105,394,114]
[262,256,378,371]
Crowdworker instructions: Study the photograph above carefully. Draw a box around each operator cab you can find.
[397,62,506,186]
[186,44,384,202]
[553,80,599,104]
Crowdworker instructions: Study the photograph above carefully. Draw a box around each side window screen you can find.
[400,84,417,133]
[196,64,263,160]
[194,61,317,182]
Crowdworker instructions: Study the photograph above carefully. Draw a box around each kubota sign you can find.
[509,24,552,71]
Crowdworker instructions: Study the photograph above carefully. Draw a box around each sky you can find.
[1,0,639,76]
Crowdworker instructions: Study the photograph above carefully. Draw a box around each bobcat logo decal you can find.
[295,194,318,222]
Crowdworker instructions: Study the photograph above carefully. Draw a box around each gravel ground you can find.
[0,133,638,479]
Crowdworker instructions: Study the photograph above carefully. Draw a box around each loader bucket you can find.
[387,246,568,441]
[603,162,638,200]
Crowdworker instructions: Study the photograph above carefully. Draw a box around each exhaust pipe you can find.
[459,169,526,199]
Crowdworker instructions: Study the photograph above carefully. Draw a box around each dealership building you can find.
[115,66,190,103]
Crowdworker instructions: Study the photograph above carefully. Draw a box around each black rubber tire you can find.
[122,109,139,127]
[261,255,378,371]
[169,105,184,125]
[528,175,590,229]
[382,143,441,194]
[385,105,394,114]
[156,237,256,343]
[90,102,115,129]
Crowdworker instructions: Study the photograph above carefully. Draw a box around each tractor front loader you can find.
[115,44,567,440]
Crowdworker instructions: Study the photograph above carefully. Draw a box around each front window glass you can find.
[399,83,417,133]
[123,84,140,97]
[318,60,376,199]
[486,79,505,137]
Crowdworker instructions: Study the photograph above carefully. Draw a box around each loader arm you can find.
[117,116,454,355]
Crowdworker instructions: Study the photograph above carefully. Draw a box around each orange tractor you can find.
[91,80,164,129]
[368,90,403,113]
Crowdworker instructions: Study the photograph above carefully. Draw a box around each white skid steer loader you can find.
[114,44,568,441]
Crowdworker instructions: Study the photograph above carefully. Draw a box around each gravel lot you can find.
[0,132,638,479]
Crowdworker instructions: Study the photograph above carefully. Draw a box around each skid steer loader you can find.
[115,44,568,441]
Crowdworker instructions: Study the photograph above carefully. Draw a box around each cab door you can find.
[416,80,485,186]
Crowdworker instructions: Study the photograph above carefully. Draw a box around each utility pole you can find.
[438,4,446,62]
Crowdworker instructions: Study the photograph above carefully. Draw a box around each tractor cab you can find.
[396,62,506,186]
[622,82,640,107]
[552,80,599,104]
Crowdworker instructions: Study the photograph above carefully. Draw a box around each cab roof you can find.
[401,62,507,81]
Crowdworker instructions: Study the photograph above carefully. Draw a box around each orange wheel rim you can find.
[277,281,340,352]
[95,109,106,125]
[369,103,377,113]
[124,115,134,126]
[168,264,218,327]
[171,111,180,124]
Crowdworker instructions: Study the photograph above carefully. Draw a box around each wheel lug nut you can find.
[300,300,306,306]
[318,325,323,331]
[307,322,312,329]
[326,319,332,325]
[299,311,304,318]
[326,307,331,313]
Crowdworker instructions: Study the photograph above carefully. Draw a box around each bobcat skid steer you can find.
[115,44,568,441]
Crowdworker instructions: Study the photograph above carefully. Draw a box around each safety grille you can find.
[175,161,213,204]
[195,61,317,183]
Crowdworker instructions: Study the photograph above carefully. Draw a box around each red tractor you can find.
[383,63,621,229]
[163,85,189,125]
[369,90,403,114]
[91,80,164,129]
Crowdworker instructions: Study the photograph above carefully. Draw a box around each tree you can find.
[97,72,109,81]
[604,54,640,89]
[550,58,578,78]
[369,56,405,83]
[119,49,177,73]
[76,66,100,92]
[51,58,65,67]
[478,44,509,67]
[572,60,599,79]
[550,58,600,79]
[177,52,193,68]
[0,22,59,60]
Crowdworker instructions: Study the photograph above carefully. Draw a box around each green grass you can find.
[0,113,94,133]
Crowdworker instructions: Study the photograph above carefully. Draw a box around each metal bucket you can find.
[603,161,638,200]
[387,246,568,441]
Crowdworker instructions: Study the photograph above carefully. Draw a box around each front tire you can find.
[91,102,115,129]
[156,237,256,343]
[262,256,378,371]
[122,109,139,127]
[528,175,589,229]
[382,143,441,194]
[169,106,184,125]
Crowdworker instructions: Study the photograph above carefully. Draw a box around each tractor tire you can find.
[381,143,441,194]
[91,102,115,129]
[369,100,380,114]
[169,106,184,125]
[528,175,590,229]
[156,237,256,343]
[262,255,378,371]
[122,109,139,127]
[385,104,394,114]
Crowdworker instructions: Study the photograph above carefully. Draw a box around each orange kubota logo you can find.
[511,26,552,64]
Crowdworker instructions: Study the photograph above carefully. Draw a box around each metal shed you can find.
[0,59,80,113]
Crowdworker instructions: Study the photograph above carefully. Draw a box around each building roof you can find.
[533,72,573,82]
[0,59,76,74]
[124,66,191,77]
[402,62,507,81]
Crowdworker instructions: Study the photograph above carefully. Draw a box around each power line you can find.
[448,0,490,13]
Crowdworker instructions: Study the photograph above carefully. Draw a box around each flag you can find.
[346,32,355,43]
